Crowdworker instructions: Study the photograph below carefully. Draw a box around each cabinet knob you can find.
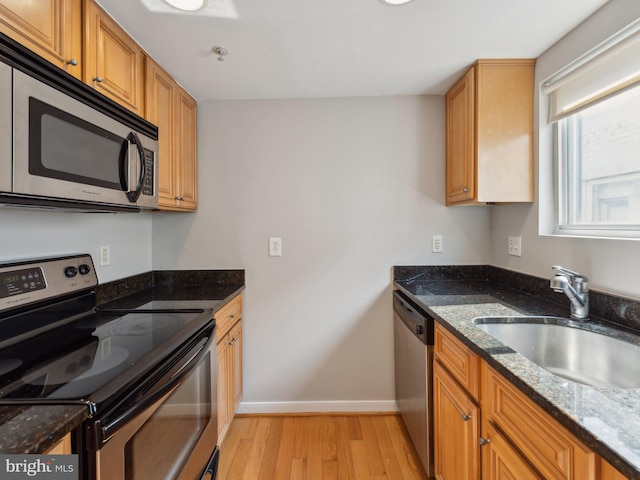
[175,196,185,201]
[232,337,238,342]
[463,187,469,193]
[66,59,78,66]
[461,413,472,421]
[230,314,236,319]
[479,437,491,446]
[93,76,103,83]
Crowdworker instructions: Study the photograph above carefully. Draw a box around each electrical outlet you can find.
[508,236,522,257]
[100,244,111,266]
[432,235,443,253]
[269,237,282,257]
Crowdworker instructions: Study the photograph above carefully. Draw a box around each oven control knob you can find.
[78,264,91,275]
[64,266,78,278]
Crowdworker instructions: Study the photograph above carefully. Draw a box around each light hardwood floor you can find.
[218,414,429,480]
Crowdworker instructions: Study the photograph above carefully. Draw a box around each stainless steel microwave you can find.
[0,62,158,211]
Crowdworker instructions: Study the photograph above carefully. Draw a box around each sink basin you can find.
[473,316,640,389]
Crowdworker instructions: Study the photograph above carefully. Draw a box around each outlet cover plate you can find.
[508,236,522,257]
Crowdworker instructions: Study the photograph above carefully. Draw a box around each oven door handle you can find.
[98,331,213,445]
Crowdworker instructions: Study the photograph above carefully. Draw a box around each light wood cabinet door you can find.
[146,59,198,211]
[434,359,480,480]
[229,320,243,412]
[174,86,197,210]
[446,66,475,204]
[445,59,534,205]
[600,459,627,480]
[0,0,82,78]
[484,365,596,480]
[217,336,230,443]
[435,323,480,400]
[45,433,72,454]
[145,58,178,208]
[482,423,542,480]
[83,0,144,114]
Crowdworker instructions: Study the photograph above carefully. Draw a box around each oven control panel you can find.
[0,267,46,299]
[0,254,97,313]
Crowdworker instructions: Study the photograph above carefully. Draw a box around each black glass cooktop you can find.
[0,308,211,408]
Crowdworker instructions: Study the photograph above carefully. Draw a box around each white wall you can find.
[0,209,152,282]
[152,95,491,411]
[490,0,640,299]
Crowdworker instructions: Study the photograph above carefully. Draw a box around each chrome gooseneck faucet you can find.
[550,266,589,320]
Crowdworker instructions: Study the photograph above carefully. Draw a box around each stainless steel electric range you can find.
[0,254,219,480]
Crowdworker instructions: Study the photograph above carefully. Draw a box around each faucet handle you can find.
[552,265,589,283]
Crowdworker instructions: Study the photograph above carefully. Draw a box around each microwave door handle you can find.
[125,131,146,203]
[118,138,130,192]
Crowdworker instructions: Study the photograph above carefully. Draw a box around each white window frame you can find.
[543,18,640,240]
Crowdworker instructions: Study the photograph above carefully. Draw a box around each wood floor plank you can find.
[372,414,411,480]
[334,416,357,480]
[359,416,387,476]
[306,416,323,479]
[257,416,284,480]
[219,413,427,480]
[218,417,254,479]
[292,416,310,460]
[351,439,372,480]
[321,416,337,461]
[274,417,297,479]
[384,415,428,480]
[323,459,339,480]
[290,458,307,480]
[223,438,251,480]
[240,417,272,480]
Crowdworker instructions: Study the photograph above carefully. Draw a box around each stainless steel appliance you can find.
[0,255,218,480]
[393,290,434,477]
[0,61,158,212]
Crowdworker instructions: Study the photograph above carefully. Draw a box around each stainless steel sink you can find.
[473,316,640,389]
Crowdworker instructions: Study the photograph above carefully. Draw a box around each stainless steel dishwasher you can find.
[394,290,434,478]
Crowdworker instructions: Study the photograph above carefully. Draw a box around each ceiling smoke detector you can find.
[379,0,415,4]
[212,46,229,62]
[164,0,205,11]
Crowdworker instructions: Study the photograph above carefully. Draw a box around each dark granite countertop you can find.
[0,405,87,453]
[0,268,245,454]
[395,267,640,478]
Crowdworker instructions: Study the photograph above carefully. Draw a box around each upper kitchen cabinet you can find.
[146,57,197,211]
[446,59,535,206]
[174,87,197,211]
[0,0,82,79]
[83,0,145,115]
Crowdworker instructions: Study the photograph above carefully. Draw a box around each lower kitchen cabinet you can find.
[482,422,541,480]
[45,433,72,454]
[215,295,243,444]
[433,322,623,480]
[433,359,480,480]
[600,460,627,480]
[483,364,596,480]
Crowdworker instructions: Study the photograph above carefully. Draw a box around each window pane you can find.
[563,84,640,228]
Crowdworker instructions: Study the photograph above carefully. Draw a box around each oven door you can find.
[89,327,218,480]
[12,69,158,209]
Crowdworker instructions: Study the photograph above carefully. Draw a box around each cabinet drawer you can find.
[484,365,596,480]
[434,323,480,400]
[215,294,242,340]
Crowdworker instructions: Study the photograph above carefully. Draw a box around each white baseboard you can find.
[236,400,399,415]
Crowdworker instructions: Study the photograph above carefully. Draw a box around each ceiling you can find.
[97,0,609,101]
